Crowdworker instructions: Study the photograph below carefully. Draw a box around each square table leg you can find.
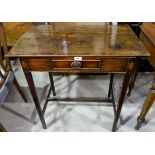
[112,59,137,131]
[24,71,47,129]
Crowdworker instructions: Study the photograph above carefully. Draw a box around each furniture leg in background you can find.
[135,23,155,130]
[135,81,155,130]
[42,72,56,115]
[0,23,27,103]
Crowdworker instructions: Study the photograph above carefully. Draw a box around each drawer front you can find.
[21,57,129,73]
[52,60,100,70]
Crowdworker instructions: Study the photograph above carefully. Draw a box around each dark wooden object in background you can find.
[135,22,155,130]
[0,23,27,103]
[129,22,153,73]
[1,23,32,63]
[6,23,149,131]
[0,23,28,131]
[3,22,32,47]
[129,22,142,37]
[127,22,153,96]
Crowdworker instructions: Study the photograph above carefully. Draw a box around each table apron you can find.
[20,56,131,73]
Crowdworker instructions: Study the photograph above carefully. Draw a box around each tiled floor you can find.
[0,59,155,132]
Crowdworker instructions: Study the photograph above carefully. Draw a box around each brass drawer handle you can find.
[71,61,81,68]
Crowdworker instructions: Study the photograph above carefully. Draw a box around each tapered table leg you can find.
[135,82,155,130]
[24,71,47,129]
[112,59,136,132]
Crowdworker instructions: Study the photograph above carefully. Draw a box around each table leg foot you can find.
[135,82,155,130]
[135,116,145,130]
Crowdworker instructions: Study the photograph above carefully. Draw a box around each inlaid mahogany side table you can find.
[6,23,149,131]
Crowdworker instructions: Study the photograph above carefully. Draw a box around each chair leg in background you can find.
[135,82,155,130]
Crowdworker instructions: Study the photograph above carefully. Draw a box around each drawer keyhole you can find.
[71,61,81,68]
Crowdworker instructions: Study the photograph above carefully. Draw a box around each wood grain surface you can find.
[6,23,149,57]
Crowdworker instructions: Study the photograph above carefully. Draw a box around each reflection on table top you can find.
[7,22,149,57]
[3,22,32,47]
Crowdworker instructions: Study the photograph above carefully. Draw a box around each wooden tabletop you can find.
[6,22,150,57]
